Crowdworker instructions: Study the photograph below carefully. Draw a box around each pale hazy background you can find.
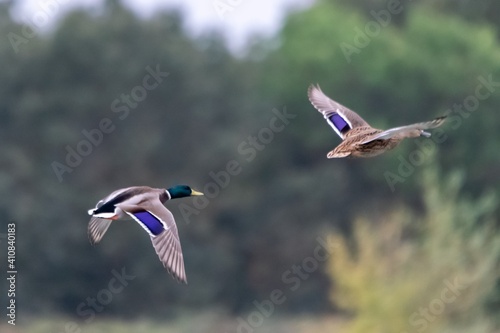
[12,0,312,51]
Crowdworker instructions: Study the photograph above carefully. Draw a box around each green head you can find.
[166,185,204,199]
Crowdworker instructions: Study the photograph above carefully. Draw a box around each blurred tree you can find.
[327,163,500,333]
[422,0,500,31]
[1,0,258,316]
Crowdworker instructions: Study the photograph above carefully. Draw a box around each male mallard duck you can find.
[87,185,204,284]
[308,84,447,158]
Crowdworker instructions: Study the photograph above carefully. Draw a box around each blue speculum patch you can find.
[329,114,350,133]
[134,211,164,236]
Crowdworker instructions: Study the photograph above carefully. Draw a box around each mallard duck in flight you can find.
[308,84,447,158]
[87,185,204,284]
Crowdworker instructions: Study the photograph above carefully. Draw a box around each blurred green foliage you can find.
[327,163,500,333]
[0,0,498,326]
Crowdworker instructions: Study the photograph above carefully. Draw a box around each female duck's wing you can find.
[120,201,187,284]
[360,116,447,144]
[308,84,370,139]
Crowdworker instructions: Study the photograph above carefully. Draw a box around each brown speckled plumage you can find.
[308,84,447,158]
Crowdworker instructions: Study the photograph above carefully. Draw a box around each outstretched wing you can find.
[308,84,370,139]
[120,201,187,284]
[361,116,446,144]
[88,217,113,245]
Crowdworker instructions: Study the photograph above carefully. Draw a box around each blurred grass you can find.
[5,313,347,333]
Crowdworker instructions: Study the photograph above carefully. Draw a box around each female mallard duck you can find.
[308,84,447,158]
[87,185,204,284]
